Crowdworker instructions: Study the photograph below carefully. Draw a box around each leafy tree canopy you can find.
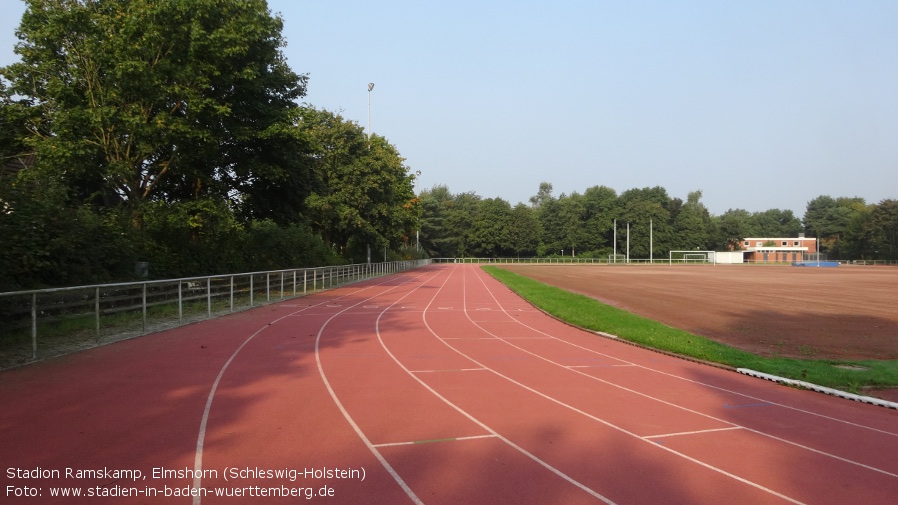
[2,0,308,209]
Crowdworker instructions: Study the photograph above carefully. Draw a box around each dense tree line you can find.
[0,0,419,290]
[2,2,895,290]
[418,183,898,262]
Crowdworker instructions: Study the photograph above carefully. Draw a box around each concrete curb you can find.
[737,368,898,410]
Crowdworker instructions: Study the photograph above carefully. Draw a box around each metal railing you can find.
[432,257,898,266]
[0,259,431,369]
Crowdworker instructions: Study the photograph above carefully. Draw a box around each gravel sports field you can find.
[496,264,898,362]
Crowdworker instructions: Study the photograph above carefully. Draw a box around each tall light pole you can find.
[367,82,374,143]
[415,170,421,252]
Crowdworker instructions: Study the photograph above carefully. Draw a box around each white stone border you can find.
[738,369,898,410]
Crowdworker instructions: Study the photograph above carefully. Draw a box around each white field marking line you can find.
[314,271,444,505]
[378,266,619,505]
[645,427,744,440]
[474,271,898,439]
[190,278,404,505]
[470,267,898,477]
[450,266,807,504]
[373,434,498,448]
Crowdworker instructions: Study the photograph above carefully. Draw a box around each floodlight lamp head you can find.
[368,83,375,91]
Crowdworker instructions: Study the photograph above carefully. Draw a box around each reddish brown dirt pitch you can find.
[498,264,898,362]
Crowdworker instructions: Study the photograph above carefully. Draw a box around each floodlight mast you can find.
[367,83,374,142]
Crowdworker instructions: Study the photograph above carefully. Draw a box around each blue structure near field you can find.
[792,261,840,267]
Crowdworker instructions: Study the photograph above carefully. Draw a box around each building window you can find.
[782,241,788,246]
[744,241,750,247]
[756,241,762,246]
[793,241,799,246]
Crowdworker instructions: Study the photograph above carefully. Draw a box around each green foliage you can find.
[2,0,307,206]
[0,1,424,290]
[672,190,712,250]
[868,200,898,260]
[0,174,135,290]
[750,208,802,237]
[469,198,514,257]
[710,208,754,250]
[299,107,417,258]
[136,198,245,277]
[241,220,341,271]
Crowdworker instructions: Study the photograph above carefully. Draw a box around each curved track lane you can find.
[2,263,897,504]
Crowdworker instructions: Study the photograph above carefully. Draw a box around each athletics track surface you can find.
[2,263,897,504]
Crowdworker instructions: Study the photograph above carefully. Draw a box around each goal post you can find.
[668,251,716,265]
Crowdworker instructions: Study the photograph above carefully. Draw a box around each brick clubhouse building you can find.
[741,235,818,263]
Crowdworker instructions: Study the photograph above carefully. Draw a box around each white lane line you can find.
[451,265,807,504]
[373,434,497,448]
[565,364,637,369]
[410,368,489,373]
[373,268,620,505]
[645,427,744,439]
[469,266,898,479]
[191,282,391,504]
[314,272,441,505]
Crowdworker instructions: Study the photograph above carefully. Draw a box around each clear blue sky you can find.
[3,0,897,217]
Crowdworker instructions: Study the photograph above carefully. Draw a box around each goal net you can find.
[668,251,716,265]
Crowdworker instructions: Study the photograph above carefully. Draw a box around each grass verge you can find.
[483,266,898,395]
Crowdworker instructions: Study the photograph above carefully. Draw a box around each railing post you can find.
[178,281,183,323]
[280,272,284,299]
[230,276,234,312]
[31,293,37,360]
[293,270,297,296]
[250,275,254,307]
[95,287,101,343]
[303,270,307,293]
[207,277,212,318]
[266,272,270,302]
[142,283,147,334]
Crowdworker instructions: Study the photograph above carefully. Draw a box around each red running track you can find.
[2,263,897,504]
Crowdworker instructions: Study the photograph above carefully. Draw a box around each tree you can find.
[300,107,417,258]
[580,185,618,254]
[710,209,755,250]
[803,195,866,259]
[418,185,454,258]
[508,203,539,257]
[868,200,898,260]
[0,81,32,165]
[672,190,712,250]
[750,209,802,237]
[469,197,514,257]
[539,193,590,256]
[616,187,673,258]
[529,181,554,209]
[1,0,307,211]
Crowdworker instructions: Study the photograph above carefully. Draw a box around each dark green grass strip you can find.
[483,266,898,395]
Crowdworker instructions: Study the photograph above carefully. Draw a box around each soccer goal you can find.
[668,251,716,265]
[607,253,627,264]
